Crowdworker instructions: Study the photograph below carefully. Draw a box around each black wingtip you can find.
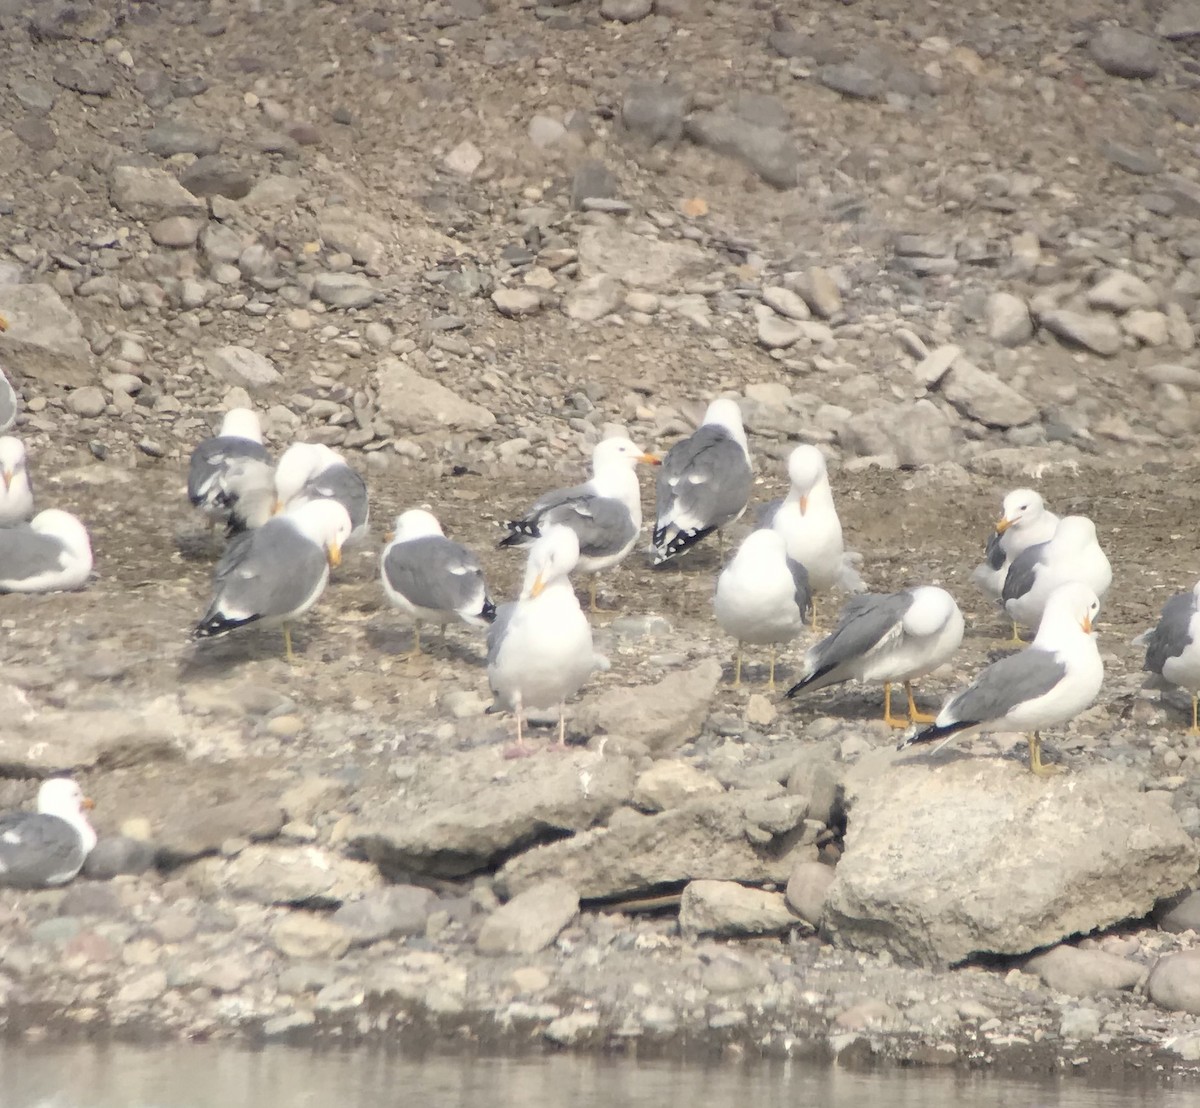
[784,662,836,699]
[498,521,537,549]
[652,525,715,564]
[191,613,257,641]
[481,598,497,624]
[898,719,970,751]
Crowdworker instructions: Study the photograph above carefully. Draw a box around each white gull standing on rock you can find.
[274,442,370,540]
[381,509,496,658]
[187,408,274,534]
[487,526,602,755]
[786,586,964,727]
[1002,515,1111,638]
[971,487,1059,603]
[651,398,753,564]
[0,778,96,888]
[0,314,18,433]
[0,509,93,593]
[713,528,810,690]
[760,445,857,630]
[901,582,1103,776]
[192,499,351,662]
[1140,579,1200,734]
[500,435,660,611]
[0,435,34,525]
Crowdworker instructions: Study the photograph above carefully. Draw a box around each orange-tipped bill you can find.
[799,495,809,515]
[2,469,11,491]
[1082,614,1093,634]
[529,573,546,599]
[995,515,1013,535]
[82,796,95,811]
[640,452,662,466]
[328,543,342,569]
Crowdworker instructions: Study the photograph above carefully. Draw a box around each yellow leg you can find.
[732,643,743,689]
[810,595,821,636]
[438,622,448,651]
[283,624,296,664]
[1027,731,1062,777]
[404,621,422,660]
[588,577,600,614]
[1009,620,1023,644]
[767,645,777,693]
[883,682,907,729]
[1190,695,1200,737]
[905,681,937,724]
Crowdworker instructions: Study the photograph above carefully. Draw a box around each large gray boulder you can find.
[824,755,1198,966]
[350,747,635,878]
[497,787,814,900]
[0,283,93,387]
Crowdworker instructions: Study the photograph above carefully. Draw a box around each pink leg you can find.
[502,695,534,759]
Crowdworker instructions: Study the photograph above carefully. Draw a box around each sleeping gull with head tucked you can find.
[714,528,810,690]
[0,778,96,889]
[192,499,351,662]
[0,509,93,593]
[786,586,963,727]
[651,398,752,565]
[500,435,660,611]
[0,436,34,525]
[1001,515,1111,639]
[1140,579,1200,734]
[901,581,1103,776]
[275,442,370,541]
[487,526,601,755]
[382,508,496,657]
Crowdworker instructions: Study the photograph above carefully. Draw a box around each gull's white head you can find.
[288,499,352,568]
[274,442,341,509]
[31,509,92,558]
[786,444,830,511]
[37,777,97,851]
[391,508,444,543]
[904,585,963,639]
[0,435,27,490]
[996,488,1047,535]
[523,525,580,599]
[702,398,745,435]
[218,407,263,443]
[1041,581,1101,637]
[1051,514,1098,549]
[591,436,661,473]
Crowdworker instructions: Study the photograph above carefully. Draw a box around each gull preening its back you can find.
[1002,515,1111,637]
[0,435,34,526]
[1141,579,1200,733]
[500,435,660,611]
[0,509,93,593]
[651,398,752,564]
[786,586,964,727]
[187,408,274,534]
[274,442,370,540]
[382,509,496,657]
[713,528,810,690]
[487,526,600,754]
[971,487,1059,602]
[0,778,97,889]
[192,499,351,662]
[902,581,1103,776]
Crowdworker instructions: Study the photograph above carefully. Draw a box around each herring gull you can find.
[0,435,34,526]
[971,487,1059,604]
[487,526,600,754]
[0,509,93,593]
[1002,515,1111,638]
[192,499,351,662]
[901,581,1103,775]
[0,312,19,433]
[382,508,496,657]
[786,586,964,727]
[713,528,810,690]
[274,442,370,539]
[0,778,96,889]
[651,398,752,564]
[187,408,274,534]
[500,435,660,611]
[1140,579,1200,734]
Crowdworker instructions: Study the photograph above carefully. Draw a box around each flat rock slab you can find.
[0,708,180,774]
[679,880,798,937]
[350,748,635,878]
[577,226,707,290]
[477,879,580,955]
[497,787,813,901]
[0,283,93,388]
[824,755,1198,966]
[375,359,496,433]
[183,844,382,907]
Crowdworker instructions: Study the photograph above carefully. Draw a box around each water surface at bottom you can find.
[1,1042,1192,1108]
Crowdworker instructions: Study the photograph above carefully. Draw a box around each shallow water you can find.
[1,1044,1195,1108]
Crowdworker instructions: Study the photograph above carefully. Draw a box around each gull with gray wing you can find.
[382,508,496,657]
[187,408,273,534]
[901,581,1103,776]
[500,435,660,610]
[971,487,1059,604]
[1140,579,1200,734]
[192,499,351,662]
[0,509,93,593]
[651,398,752,564]
[0,778,96,889]
[0,313,18,433]
[786,586,964,727]
[275,442,370,540]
